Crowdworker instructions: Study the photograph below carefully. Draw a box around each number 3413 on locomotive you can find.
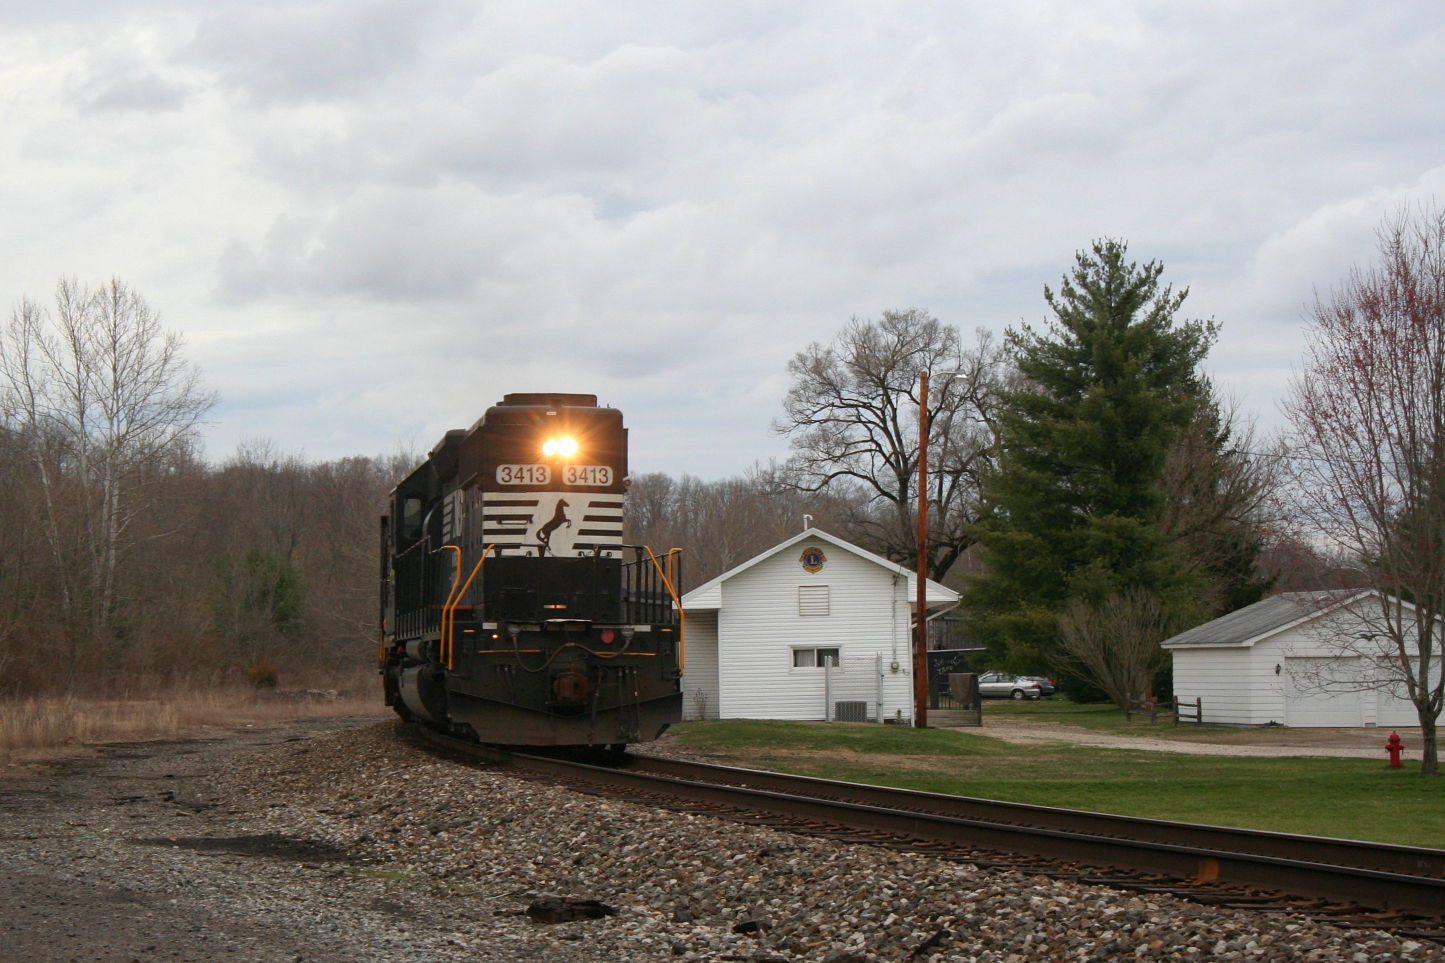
[495,463,614,487]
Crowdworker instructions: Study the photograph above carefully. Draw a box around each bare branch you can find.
[1282,203,1445,774]
[776,310,1004,579]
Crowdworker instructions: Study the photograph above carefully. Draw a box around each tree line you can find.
[4,209,1440,772]
[0,279,404,693]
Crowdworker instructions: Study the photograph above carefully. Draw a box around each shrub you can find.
[246,658,279,689]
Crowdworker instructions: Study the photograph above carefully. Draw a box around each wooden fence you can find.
[1173,696,1203,725]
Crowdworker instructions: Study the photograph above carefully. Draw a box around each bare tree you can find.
[302,455,395,651]
[625,466,863,589]
[1057,589,1176,713]
[777,310,1004,581]
[1282,205,1445,775]
[1159,391,1278,617]
[0,428,39,691]
[625,472,678,546]
[0,277,215,670]
[1256,531,1366,594]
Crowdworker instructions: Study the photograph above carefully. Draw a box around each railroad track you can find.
[408,726,1445,939]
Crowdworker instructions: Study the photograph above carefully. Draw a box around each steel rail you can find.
[622,753,1445,880]
[412,728,1445,918]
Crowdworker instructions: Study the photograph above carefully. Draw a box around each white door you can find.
[1284,657,1362,727]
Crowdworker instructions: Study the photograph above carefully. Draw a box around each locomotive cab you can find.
[379,394,683,747]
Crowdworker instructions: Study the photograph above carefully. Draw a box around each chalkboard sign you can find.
[927,649,976,689]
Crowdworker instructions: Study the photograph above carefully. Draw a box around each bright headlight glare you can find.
[543,437,578,457]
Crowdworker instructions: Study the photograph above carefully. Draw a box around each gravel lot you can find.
[1,717,1438,962]
[970,719,1417,758]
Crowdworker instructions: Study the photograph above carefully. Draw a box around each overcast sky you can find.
[4,2,1442,478]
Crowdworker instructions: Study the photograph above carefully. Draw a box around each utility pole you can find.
[914,370,929,729]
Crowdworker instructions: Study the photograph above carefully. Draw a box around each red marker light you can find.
[600,629,616,644]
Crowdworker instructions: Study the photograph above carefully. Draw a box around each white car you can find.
[977,672,1043,700]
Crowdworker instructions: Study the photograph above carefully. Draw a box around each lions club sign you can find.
[799,547,827,573]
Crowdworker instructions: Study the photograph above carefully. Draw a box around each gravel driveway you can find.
[1,717,1436,962]
[969,719,1417,760]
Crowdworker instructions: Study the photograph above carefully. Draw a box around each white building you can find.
[678,528,959,723]
[1162,591,1431,728]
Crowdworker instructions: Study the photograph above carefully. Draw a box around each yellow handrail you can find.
[443,544,495,669]
[668,548,684,670]
[667,547,682,590]
[643,545,685,672]
[437,545,463,668]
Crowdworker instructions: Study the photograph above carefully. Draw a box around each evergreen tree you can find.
[212,547,306,665]
[965,239,1217,676]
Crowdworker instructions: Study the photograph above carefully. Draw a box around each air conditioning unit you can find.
[833,700,868,723]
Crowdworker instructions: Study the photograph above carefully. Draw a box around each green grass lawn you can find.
[661,717,1445,849]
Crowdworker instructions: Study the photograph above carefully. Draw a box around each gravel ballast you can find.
[1,718,1437,962]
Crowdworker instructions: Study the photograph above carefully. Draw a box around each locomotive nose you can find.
[551,669,591,705]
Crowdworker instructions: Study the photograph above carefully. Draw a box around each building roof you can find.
[680,527,960,612]
[1159,590,1370,649]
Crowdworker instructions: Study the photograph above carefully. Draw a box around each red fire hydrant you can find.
[1385,731,1405,768]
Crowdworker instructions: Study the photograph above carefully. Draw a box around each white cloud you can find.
[183,0,471,104]
[2,1,1444,477]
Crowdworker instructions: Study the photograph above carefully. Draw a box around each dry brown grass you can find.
[0,673,387,768]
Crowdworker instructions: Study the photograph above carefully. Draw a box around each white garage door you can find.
[1378,692,1419,728]
[1284,657,1361,727]
[1376,674,1420,728]
[1377,657,1438,728]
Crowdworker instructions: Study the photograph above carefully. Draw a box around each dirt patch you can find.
[1146,725,1407,748]
[0,717,453,963]
[706,746,982,772]
[662,720,1420,763]
[132,832,358,863]
[963,719,1415,758]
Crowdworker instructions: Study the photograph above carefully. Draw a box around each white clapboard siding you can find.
[1175,622,1337,726]
[1172,647,1258,726]
[715,537,916,722]
[680,611,720,721]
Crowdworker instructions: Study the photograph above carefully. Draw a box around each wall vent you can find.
[799,584,830,616]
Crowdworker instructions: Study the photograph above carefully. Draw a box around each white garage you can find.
[1162,590,1434,728]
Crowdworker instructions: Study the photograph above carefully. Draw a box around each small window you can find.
[792,646,840,668]
[400,495,424,541]
[798,585,830,616]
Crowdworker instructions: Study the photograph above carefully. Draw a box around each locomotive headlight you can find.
[542,436,579,458]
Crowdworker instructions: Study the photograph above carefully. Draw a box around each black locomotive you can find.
[379,393,683,747]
